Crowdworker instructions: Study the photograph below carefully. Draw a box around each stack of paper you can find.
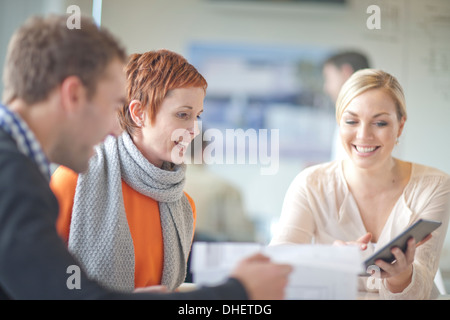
[190,242,364,300]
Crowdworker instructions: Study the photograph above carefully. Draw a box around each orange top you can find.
[50,165,196,289]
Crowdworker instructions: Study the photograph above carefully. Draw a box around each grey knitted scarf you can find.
[68,132,193,292]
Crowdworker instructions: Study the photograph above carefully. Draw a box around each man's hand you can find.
[230,253,292,300]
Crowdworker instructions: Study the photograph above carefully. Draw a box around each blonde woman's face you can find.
[339,88,405,169]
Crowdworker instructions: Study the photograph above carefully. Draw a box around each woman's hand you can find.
[333,232,372,250]
[374,234,432,293]
[134,285,168,293]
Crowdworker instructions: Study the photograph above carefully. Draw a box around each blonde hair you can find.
[335,69,407,123]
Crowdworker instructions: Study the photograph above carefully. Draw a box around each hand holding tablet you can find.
[363,219,441,273]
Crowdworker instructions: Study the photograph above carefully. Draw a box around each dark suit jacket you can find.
[0,129,247,300]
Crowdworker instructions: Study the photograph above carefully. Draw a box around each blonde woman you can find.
[271,69,450,299]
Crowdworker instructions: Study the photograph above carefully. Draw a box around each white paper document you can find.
[190,242,364,300]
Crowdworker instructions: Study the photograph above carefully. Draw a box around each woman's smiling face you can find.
[135,86,205,168]
[339,88,405,169]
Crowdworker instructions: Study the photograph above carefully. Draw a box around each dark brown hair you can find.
[324,51,370,72]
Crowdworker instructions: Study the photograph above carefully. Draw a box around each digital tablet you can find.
[363,219,442,272]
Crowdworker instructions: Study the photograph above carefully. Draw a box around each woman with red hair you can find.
[51,49,206,293]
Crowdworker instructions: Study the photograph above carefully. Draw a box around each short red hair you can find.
[118,49,207,135]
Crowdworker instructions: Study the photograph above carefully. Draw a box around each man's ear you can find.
[128,99,145,127]
[60,76,86,115]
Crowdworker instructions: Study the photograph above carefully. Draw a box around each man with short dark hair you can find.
[0,14,291,300]
[322,51,370,103]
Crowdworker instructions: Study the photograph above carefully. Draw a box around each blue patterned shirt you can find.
[0,104,51,181]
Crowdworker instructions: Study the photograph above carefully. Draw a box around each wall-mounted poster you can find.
[189,42,336,166]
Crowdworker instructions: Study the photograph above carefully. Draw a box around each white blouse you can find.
[270,160,450,299]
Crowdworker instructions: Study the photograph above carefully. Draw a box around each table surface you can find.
[179,283,450,300]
